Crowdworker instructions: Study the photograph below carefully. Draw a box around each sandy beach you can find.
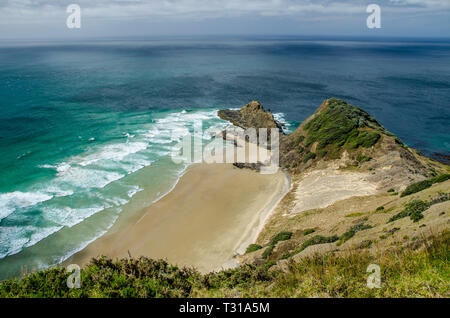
[65,163,289,273]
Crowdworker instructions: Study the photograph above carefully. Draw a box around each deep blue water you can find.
[0,37,449,279]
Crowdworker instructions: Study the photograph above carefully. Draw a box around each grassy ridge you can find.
[303,98,382,154]
[1,232,448,298]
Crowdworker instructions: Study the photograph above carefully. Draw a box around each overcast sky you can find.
[0,0,449,39]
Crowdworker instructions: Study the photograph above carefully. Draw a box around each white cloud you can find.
[1,0,448,24]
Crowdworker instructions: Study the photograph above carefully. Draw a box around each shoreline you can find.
[64,163,289,273]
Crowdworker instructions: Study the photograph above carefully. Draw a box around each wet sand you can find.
[65,163,289,273]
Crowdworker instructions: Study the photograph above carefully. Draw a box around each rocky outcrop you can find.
[218,101,284,132]
[219,98,448,189]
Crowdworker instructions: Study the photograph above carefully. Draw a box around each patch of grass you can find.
[245,244,263,254]
[401,174,450,197]
[376,206,385,212]
[345,212,365,218]
[359,240,373,249]
[303,229,316,235]
[303,151,316,163]
[387,188,395,193]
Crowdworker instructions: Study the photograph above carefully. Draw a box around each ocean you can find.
[0,37,449,279]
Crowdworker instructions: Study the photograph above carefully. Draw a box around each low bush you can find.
[246,244,263,254]
[389,199,430,223]
[401,174,450,197]
[303,152,316,163]
[297,235,339,253]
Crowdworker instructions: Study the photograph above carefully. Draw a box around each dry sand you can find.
[291,168,379,215]
[65,163,289,273]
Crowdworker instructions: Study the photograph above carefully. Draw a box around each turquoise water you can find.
[0,38,449,279]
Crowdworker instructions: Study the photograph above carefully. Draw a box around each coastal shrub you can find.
[270,232,293,245]
[376,206,385,212]
[294,135,305,147]
[1,232,449,298]
[400,174,450,197]
[304,229,316,235]
[430,174,450,184]
[318,150,328,158]
[261,245,274,259]
[0,258,199,298]
[401,180,434,197]
[345,131,380,149]
[304,99,380,151]
[245,244,263,254]
[261,232,293,259]
[357,155,372,164]
[303,152,316,163]
[298,146,304,154]
[388,199,430,223]
[337,223,373,246]
[298,235,339,253]
[387,188,395,193]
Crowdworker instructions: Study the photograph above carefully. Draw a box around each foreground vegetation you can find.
[1,231,448,298]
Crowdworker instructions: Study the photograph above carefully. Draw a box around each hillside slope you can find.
[218,98,449,271]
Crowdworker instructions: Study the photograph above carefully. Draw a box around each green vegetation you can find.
[303,151,316,163]
[337,223,373,246]
[294,135,305,147]
[261,245,274,259]
[245,244,263,254]
[3,232,448,298]
[298,235,339,253]
[270,232,293,245]
[303,229,316,235]
[376,206,385,212]
[262,231,293,259]
[401,174,450,197]
[345,212,365,218]
[318,150,328,158]
[303,99,382,155]
[357,155,372,164]
[387,188,395,193]
[389,199,429,223]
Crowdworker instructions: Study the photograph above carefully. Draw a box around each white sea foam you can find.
[0,225,62,259]
[273,112,292,133]
[0,191,53,221]
[42,205,106,228]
